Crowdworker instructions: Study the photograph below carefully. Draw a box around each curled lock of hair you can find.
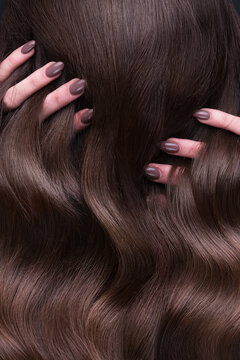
[0,0,239,359]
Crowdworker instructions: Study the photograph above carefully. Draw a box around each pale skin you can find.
[0,41,92,131]
[146,108,240,185]
[1,41,240,184]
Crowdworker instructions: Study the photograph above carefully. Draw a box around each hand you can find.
[0,40,93,130]
[3,41,238,188]
[144,109,240,185]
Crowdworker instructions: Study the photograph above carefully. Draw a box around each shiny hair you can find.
[0,0,240,358]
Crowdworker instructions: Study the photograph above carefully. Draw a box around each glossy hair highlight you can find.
[0,0,240,359]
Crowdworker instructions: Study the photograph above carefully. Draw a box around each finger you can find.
[0,40,36,82]
[73,108,93,131]
[159,138,205,159]
[144,164,183,185]
[39,78,86,122]
[3,61,64,110]
[193,108,240,136]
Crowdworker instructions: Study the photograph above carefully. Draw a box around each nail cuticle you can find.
[69,79,86,95]
[193,110,210,120]
[144,166,161,180]
[21,40,36,54]
[81,109,93,124]
[161,142,180,153]
[45,62,64,78]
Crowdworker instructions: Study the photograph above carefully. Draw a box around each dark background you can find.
[233,0,240,15]
[0,0,6,18]
[0,0,239,18]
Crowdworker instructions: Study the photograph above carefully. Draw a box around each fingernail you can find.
[193,110,210,120]
[144,166,161,181]
[45,62,64,77]
[21,40,36,54]
[81,109,93,124]
[69,79,86,95]
[160,141,180,153]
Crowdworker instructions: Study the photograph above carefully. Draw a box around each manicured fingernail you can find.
[144,166,161,180]
[81,109,93,124]
[45,62,64,77]
[193,110,210,120]
[21,40,36,54]
[160,141,180,153]
[69,79,86,95]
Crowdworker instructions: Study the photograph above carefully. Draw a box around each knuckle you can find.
[6,54,17,69]
[2,89,14,110]
[185,147,194,158]
[0,58,15,83]
[51,91,63,107]
[41,93,50,108]
[193,142,204,156]
[28,72,41,89]
[217,111,235,129]
[224,114,238,130]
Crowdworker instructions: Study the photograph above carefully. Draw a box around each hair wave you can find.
[0,0,239,359]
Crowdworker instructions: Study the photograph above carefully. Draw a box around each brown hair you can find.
[0,0,240,358]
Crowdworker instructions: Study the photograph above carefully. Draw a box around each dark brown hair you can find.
[0,0,240,358]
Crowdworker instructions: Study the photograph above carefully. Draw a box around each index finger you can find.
[194,108,240,136]
[0,40,36,82]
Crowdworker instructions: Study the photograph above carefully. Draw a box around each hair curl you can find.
[0,0,239,359]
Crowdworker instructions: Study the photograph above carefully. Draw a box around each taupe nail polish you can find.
[81,109,93,124]
[144,166,161,180]
[193,110,210,120]
[69,79,86,95]
[21,40,36,54]
[45,62,64,77]
[160,141,180,153]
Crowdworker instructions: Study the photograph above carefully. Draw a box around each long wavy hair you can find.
[0,0,240,359]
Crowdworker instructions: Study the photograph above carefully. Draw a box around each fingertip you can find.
[81,108,93,124]
[20,40,36,55]
[193,109,210,121]
[144,165,162,182]
[73,108,93,132]
[74,119,90,132]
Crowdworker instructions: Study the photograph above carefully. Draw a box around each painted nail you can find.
[69,79,86,95]
[160,141,180,153]
[193,110,210,120]
[81,109,93,124]
[144,166,161,180]
[45,62,64,77]
[21,40,36,54]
